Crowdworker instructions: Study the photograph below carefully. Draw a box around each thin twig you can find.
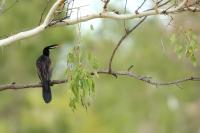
[1,0,18,15]
[135,0,147,14]
[157,0,164,5]
[66,0,74,18]
[128,65,134,71]
[145,0,171,11]
[55,4,89,13]
[162,3,176,14]
[123,0,128,31]
[158,0,171,8]
[102,0,110,11]
[108,16,147,73]
[38,0,51,25]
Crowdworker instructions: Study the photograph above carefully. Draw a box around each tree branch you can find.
[0,0,199,46]
[1,70,199,91]
[0,79,68,91]
[102,0,110,11]
[0,0,63,46]
[97,70,200,86]
[135,0,147,14]
[108,16,147,73]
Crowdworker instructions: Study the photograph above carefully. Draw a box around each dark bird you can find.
[36,44,59,103]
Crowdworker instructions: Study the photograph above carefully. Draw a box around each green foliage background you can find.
[0,0,200,133]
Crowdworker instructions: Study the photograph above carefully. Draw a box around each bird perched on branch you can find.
[36,44,60,103]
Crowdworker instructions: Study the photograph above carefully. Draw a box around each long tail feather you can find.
[42,81,52,103]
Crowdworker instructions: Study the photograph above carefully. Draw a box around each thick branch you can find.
[0,79,67,91]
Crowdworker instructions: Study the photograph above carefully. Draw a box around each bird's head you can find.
[43,44,60,56]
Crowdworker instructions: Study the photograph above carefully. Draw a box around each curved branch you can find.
[0,0,198,46]
[0,0,63,46]
[43,0,64,25]
[108,16,147,73]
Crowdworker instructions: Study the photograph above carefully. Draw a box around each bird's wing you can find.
[46,57,52,80]
[36,56,52,81]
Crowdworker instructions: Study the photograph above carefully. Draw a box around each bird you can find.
[36,44,60,103]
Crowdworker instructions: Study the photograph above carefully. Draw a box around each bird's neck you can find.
[43,48,50,56]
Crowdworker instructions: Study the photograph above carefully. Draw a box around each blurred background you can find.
[0,0,200,133]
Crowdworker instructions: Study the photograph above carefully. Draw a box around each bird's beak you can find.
[49,44,61,49]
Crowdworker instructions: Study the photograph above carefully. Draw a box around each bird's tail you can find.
[42,80,52,103]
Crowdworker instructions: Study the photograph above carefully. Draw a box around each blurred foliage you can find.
[170,29,198,65]
[0,0,200,133]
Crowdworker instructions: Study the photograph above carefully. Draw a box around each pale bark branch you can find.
[43,0,63,25]
[0,0,199,46]
[0,0,63,46]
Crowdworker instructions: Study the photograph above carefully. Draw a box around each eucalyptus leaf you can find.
[66,46,98,110]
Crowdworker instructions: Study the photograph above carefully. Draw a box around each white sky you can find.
[72,0,150,16]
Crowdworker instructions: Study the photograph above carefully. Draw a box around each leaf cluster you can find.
[66,46,98,111]
[170,29,198,65]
